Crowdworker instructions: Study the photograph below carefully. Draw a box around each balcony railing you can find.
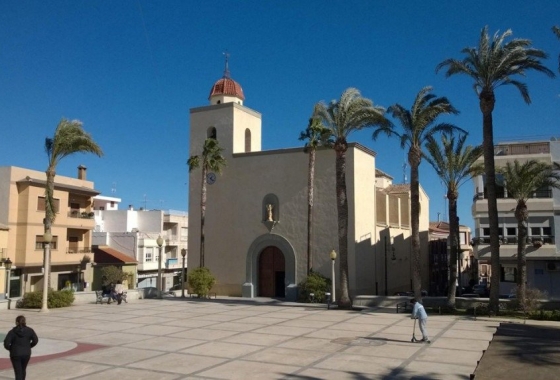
[67,247,92,254]
[68,210,95,219]
[473,235,555,246]
[166,258,179,268]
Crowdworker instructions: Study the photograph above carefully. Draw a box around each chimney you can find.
[78,165,87,180]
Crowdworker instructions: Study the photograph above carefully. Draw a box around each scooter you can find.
[410,318,429,343]
[411,318,420,343]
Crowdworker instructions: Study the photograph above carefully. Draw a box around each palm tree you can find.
[436,26,554,313]
[299,117,333,276]
[498,160,560,304]
[424,132,483,307]
[188,138,226,268]
[44,118,103,309]
[553,26,560,72]
[313,88,389,308]
[374,86,462,300]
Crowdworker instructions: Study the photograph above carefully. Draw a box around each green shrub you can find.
[298,271,331,303]
[101,266,128,285]
[19,289,74,309]
[528,309,560,321]
[188,267,216,298]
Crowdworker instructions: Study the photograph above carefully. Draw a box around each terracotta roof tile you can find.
[93,246,137,264]
[209,78,245,100]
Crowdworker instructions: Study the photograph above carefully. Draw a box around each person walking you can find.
[410,299,430,343]
[3,315,39,380]
[115,280,125,305]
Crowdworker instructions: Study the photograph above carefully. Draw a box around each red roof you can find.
[208,77,245,100]
[93,246,137,264]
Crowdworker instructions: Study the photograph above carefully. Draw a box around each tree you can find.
[498,160,560,304]
[44,118,103,310]
[425,132,483,307]
[436,26,554,313]
[374,86,461,300]
[299,117,333,276]
[188,138,226,268]
[313,88,389,308]
[553,26,560,72]
[101,266,128,285]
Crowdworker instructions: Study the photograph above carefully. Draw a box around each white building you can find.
[188,66,430,301]
[472,139,560,298]
[93,196,188,290]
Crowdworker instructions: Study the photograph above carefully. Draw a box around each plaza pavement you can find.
[0,297,507,379]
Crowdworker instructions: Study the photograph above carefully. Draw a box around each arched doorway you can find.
[258,246,285,297]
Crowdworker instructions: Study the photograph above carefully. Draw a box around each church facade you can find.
[187,66,430,301]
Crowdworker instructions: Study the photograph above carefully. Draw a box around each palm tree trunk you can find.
[447,194,459,308]
[480,90,500,314]
[515,203,528,304]
[335,143,351,308]
[306,148,316,276]
[200,167,207,268]
[409,149,422,301]
[44,168,55,298]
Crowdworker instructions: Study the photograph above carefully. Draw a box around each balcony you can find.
[67,247,93,254]
[165,235,179,246]
[166,258,181,269]
[68,210,95,219]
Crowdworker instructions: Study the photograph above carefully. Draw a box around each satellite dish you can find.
[551,137,558,141]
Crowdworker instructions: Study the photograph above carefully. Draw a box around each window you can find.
[531,227,541,236]
[37,197,60,213]
[543,227,552,236]
[500,266,517,283]
[207,127,217,139]
[506,227,516,236]
[245,128,251,152]
[145,248,153,262]
[180,227,188,241]
[35,235,58,250]
[482,228,490,236]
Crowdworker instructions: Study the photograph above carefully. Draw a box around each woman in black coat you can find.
[3,315,38,380]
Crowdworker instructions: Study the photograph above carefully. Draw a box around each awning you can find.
[93,246,137,264]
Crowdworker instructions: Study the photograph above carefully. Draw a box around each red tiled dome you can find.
[208,77,245,101]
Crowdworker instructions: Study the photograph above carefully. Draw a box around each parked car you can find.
[472,284,489,297]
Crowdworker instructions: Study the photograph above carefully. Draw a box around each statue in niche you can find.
[266,204,274,222]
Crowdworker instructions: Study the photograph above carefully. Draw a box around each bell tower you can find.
[189,55,261,157]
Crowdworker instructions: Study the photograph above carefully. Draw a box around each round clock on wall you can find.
[206,172,216,185]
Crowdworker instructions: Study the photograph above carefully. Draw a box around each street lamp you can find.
[41,231,52,312]
[330,250,337,303]
[4,258,12,299]
[76,265,81,291]
[181,248,187,298]
[157,235,163,299]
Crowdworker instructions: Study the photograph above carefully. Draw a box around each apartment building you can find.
[472,139,560,297]
[0,165,98,296]
[93,197,188,291]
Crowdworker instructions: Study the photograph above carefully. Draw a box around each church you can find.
[187,63,430,301]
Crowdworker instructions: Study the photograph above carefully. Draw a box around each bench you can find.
[397,301,410,313]
[95,291,111,304]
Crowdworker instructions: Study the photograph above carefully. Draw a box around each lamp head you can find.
[330,250,337,261]
[181,248,187,258]
[156,235,163,247]
[4,258,12,270]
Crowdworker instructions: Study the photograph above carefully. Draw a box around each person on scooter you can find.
[410,299,430,343]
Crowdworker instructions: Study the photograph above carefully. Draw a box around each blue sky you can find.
[1,1,559,230]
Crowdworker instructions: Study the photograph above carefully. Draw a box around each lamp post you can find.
[41,231,52,312]
[157,236,163,299]
[330,250,336,303]
[76,265,81,291]
[4,258,12,299]
[181,248,187,298]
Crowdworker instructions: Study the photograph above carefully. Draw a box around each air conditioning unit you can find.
[546,262,559,271]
